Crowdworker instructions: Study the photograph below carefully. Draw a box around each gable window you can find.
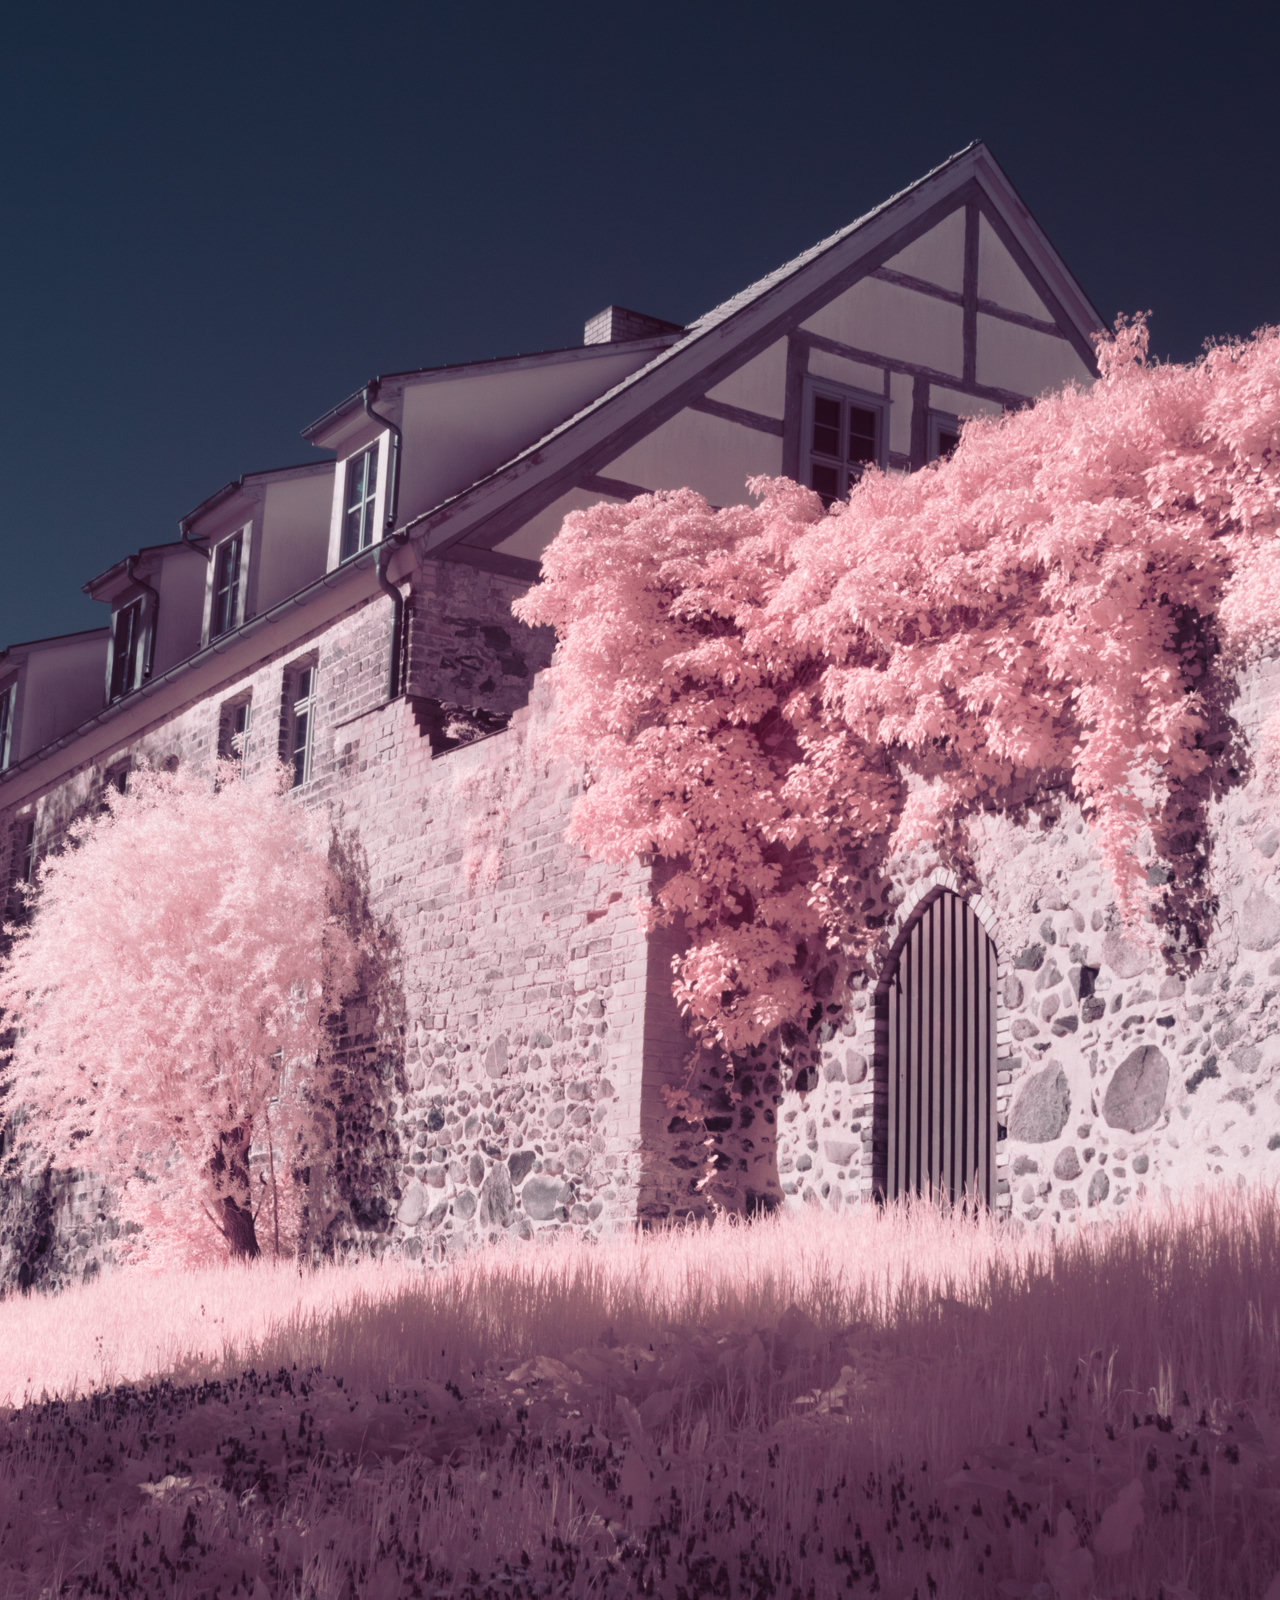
[211,531,244,639]
[929,411,961,463]
[108,598,146,702]
[806,384,884,506]
[0,680,14,770]
[282,662,317,787]
[341,444,380,560]
[218,694,253,764]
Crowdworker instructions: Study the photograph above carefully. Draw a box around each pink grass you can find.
[2,1183,1279,1597]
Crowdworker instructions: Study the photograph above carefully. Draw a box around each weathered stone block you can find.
[508,1149,536,1185]
[1240,888,1280,952]
[479,1163,515,1227]
[1087,1169,1110,1207]
[824,1140,858,1166]
[1103,1045,1169,1132]
[1053,1146,1082,1181]
[522,1176,560,1220]
[1009,1064,1071,1143]
[397,1180,427,1226]
[1102,930,1152,980]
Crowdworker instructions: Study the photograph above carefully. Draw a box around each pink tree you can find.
[515,318,1280,1063]
[0,763,360,1266]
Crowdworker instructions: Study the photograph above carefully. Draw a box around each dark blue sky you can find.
[2,0,1275,648]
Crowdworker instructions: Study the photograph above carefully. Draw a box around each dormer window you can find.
[341,444,380,560]
[0,680,14,770]
[211,531,244,639]
[806,382,885,506]
[108,598,146,702]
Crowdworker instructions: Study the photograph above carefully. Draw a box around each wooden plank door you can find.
[885,891,996,1204]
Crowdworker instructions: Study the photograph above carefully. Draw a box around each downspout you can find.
[125,555,162,681]
[363,379,408,701]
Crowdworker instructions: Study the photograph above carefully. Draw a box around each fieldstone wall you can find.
[0,565,690,1290]
[776,653,1280,1227]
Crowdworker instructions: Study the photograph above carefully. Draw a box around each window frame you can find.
[803,379,888,506]
[209,528,247,640]
[218,692,253,765]
[107,597,147,703]
[282,660,318,788]
[340,443,381,561]
[928,410,962,464]
[0,679,15,771]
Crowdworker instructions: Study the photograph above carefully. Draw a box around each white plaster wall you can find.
[803,278,964,377]
[807,347,886,397]
[14,634,110,759]
[978,216,1053,319]
[257,473,332,613]
[396,347,662,523]
[494,486,626,562]
[705,339,788,419]
[882,209,966,292]
[151,550,209,676]
[929,385,1003,421]
[976,316,1093,399]
[604,408,783,508]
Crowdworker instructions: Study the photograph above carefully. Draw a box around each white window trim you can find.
[802,379,888,505]
[201,522,255,645]
[326,435,388,571]
[0,678,16,771]
[105,594,151,704]
[282,659,318,788]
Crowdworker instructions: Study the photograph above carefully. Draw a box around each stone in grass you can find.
[1008,1064,1071,1143]
[1103,1045,1169,1132]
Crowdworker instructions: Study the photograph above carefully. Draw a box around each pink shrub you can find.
[515,318,1280,1055]
[0,763,360,1267]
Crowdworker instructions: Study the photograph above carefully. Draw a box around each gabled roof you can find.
[395,141,1103,573]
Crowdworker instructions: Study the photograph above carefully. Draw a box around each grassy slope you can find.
[1,1185,1278,1599]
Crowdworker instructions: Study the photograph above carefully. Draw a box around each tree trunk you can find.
[209,1125,260,1259]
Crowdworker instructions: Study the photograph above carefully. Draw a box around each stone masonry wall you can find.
[0,566,677,1289]
[775,653,1280,1228]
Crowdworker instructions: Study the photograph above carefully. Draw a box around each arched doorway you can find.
[877,890,997,1204]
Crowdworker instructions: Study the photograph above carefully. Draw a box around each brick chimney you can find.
[583,305,684,345]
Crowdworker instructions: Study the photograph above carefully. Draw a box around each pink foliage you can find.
[0,764,360,1267]
[515,318,1280,1054]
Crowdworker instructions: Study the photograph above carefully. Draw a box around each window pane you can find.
[812,395,841,459]
[295,667,312,703]
[848,406,878,463]
[291,709,310,786]
[341,506,363,561]
[937,429,960,458]
[810,462,839,504]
